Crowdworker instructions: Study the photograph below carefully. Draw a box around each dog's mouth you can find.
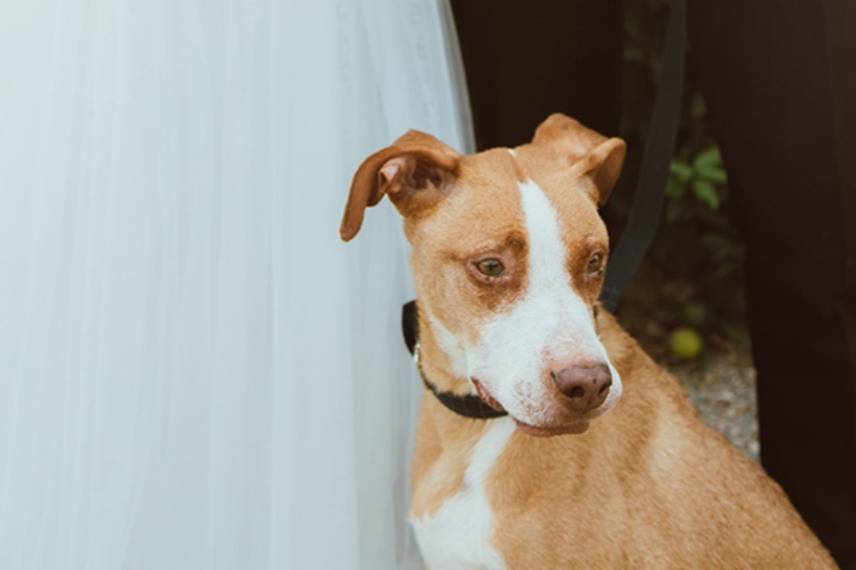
[471,378,505,412]
[471,377,590,437]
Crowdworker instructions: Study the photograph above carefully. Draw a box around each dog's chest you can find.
[410,418,515,570]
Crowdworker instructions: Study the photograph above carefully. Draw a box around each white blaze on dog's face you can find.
[467,175,622,432]
[340,114,627,436]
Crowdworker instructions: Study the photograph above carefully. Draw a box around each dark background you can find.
[451,0,856,566]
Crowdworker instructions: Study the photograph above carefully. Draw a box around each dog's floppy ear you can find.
[532,113,626,205]
[340,130,461,241]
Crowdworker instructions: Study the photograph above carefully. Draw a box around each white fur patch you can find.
[411,418,515,570]
[425,308,470,379]
[466,179,623,425]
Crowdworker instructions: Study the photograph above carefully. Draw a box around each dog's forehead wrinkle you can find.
[461,230,527,256]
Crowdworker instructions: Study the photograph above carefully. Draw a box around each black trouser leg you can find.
[689,1,856,566]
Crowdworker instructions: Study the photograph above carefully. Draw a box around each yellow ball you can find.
[669,326,703,359]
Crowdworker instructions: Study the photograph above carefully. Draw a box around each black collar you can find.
[401,300,508,419]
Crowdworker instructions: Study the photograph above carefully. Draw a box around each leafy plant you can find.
[607,0,749,358]
[667,145,727,210]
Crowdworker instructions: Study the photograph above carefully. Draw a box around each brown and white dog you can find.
[340,114,836,569]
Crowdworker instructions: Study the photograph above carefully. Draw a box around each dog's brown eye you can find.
[475,258,505,278]
[587,252,605,275]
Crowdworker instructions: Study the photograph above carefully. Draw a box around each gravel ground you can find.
[667,353,760,460]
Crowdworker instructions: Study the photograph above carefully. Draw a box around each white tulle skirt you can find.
[0,1,472,568]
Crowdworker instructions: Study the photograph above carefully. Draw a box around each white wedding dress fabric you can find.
[0,1,472,568]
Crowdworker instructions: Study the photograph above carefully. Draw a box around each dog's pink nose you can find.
[551,363,612,412]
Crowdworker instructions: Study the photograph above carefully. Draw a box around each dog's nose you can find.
[551,363,612,412]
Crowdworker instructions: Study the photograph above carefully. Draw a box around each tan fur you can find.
[412,312,834,568]
[342,114,836,568]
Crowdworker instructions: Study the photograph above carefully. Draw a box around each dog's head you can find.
[341,114,626,436]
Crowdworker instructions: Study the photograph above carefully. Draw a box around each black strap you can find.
[402,301,508,419]
[601,0,687,312]
[402,300,419,356]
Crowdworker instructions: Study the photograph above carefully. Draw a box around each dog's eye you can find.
[475,258,505,278]
[587,252,605,275]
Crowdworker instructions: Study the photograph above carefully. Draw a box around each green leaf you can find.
[682,301,709,327]
[669,160,693,182]
[665,177,685,199]
[721,322,752,348]
[695,165,727,184]
[692,180,720,210]
[689,94,707,120]
[692,146,722,169]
